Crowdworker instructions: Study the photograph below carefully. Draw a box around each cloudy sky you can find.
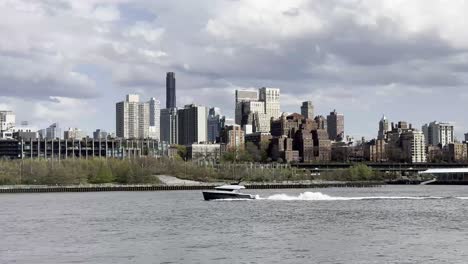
[1,0,467,139]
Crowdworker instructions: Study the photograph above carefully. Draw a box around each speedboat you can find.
[202,185,256,200]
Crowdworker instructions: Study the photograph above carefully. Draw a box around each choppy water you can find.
[1,186,468,264]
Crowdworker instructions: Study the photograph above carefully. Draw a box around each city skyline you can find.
[1,1,468,139]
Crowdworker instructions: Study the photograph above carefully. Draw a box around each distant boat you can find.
[202,185,256,200]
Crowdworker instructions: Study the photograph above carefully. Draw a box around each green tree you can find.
[348,164,373,181]
[175,145,188,160]
[90,163,114,183]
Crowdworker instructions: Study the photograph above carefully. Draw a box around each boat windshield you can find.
[214,185,245,192]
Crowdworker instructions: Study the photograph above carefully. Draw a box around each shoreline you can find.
[0,182,383,193]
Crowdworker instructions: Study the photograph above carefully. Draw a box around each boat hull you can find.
[202,191,255,201]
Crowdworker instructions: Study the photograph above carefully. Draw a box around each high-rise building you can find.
[378,115,391,140]
[400,130,426,163]
[116,94,152,139]
[160,108,178,144]
[166,72,176,109]
[0,111,15,132]
[422,121,454,147]
[465,133,468,142]
[149,98,161,140]
[93,129,109,140]
[177,104,208,145]
[235,89,258,125]
[447,143,468,163]
[301,101,314,120]
[207,107,226,143]
[327,110,344,141]
[64,128,87,140]
[259,87,281,120]
[220,124,245,150]
[38,123,61,139]
[314,115,327,130]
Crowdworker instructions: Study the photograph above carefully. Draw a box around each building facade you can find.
[38,123,62,140]
[422,121,454,147]
[93,129,109,140]
[301,101,314,120]
[166,72,176,109]
[187,143,221,162]
[160,108,178,144]
[64,128,87,140]
[447,143,468,163]
[177,104,208,145]
[149,97,161,140]
[365,139,388,162]
[0,111,15,132]
[116,94,159,139]
[235,89,258,125]
[378,115,391,140]
[327,110,344,141]
[220,125,245,150]
[400,130,426,163]
[207,107,229,143]
[259,87,281,120]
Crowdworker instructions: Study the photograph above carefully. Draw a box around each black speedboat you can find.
[203,185,256,200]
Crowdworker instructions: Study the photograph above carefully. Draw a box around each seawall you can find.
[0,182,382,193]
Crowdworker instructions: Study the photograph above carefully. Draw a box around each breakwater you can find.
[0,182,382,193]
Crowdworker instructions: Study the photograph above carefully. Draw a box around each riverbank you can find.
[0,181,382,193]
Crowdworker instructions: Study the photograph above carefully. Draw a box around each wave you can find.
[260,192,455,201]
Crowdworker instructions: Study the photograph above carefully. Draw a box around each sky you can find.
[1,0,467,140]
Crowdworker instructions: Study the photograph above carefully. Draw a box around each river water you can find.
[1,186,468,264]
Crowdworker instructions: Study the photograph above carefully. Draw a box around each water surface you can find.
[1,186,468,263]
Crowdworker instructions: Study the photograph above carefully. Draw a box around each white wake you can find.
[261,192,450,201]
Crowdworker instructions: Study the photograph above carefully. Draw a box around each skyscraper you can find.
[301,101,314,119]
[0,111,15,132]
[378,115,390,140]
[166,72,176,109]
[207,107,225,143]
[177,104,208,145]
[314,115,327,130]
[235,89,258,125]
[116,94,151,139]
[259,87,281,120]
[327,110,344,141]
[422,121,454,147]
[149,98,161,140]
[160,108,178,144]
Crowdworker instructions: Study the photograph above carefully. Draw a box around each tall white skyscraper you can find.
[149,98,161,140]
[401,130,427,163]
[0,111,15,132]
[422,121,454,147]
[259,87,281,120]
[116,94,154,139]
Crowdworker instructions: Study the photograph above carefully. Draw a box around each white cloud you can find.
[92,5,121,22]
[124,21,165,43]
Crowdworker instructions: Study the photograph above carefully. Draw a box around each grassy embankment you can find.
[0,157,387,186]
